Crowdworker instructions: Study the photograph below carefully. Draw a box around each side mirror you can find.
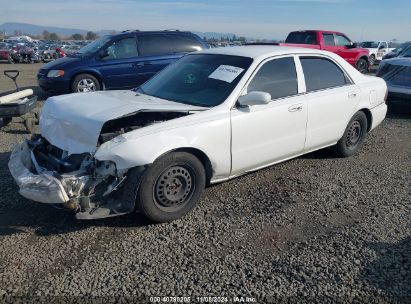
[347,42,357,49]
[237,91,271,107]
[98,49,109,59]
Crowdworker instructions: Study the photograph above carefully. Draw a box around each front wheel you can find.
[333,112,368,157]
[71,74,101,93]
[137,152,206,222]
[356,58,369,73]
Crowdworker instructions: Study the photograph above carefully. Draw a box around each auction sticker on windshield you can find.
[208,65,244,83]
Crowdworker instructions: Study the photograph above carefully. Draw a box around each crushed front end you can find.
[8,136,141,219]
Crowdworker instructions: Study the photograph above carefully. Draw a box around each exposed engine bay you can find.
[99,111,190,144]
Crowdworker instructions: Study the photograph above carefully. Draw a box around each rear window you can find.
[138,34,175,56]
[285,31,317,45]
[171,35,203,53]
[138,34,204,56]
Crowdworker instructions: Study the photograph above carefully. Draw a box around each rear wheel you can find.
[333,111,368,157]
[137,152,206,222]
[71,74,101,93]
[356,58,369,73]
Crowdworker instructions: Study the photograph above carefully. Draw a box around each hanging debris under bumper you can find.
[8,136,144,219]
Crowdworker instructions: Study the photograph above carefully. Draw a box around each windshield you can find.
[77,35,112,55]
[395,42,411,54]
[400,46,411,57]
[361,41,379,48]
[137,54,253,107]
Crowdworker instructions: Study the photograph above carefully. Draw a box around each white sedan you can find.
[9,46,388,222]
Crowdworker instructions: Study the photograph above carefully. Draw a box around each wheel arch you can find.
[358,108,373,132]
[158,147,214,185]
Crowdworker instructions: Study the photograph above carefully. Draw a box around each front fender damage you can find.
[8,136,146,220]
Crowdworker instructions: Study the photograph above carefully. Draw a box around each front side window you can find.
[301,57,349,92]
[105,37,138,60]
[323,34,335,46]
[137,54,252,107]
[335,35,351,47]
[247,57,298,100]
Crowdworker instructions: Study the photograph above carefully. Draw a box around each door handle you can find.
[132,62,153,68]
[288,104,303,112]
[348,92,358,99]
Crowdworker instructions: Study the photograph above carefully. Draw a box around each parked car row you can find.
[0,39,86,64]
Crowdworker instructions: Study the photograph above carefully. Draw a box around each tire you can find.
[369,54,376,66]
[137,152,206,222]
[333,111,368,158]
[71,74,101,93]
[356,58,369,73]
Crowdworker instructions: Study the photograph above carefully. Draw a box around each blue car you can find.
[37,30,209,94]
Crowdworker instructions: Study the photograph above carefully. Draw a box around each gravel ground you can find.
[0,63,410,303]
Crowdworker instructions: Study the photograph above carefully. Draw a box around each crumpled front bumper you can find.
[8,141,70,204]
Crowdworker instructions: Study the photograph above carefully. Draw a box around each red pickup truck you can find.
[281,30,370,73]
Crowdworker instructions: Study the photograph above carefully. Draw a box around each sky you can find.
[0,0,410,41]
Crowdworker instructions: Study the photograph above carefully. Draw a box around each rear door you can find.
[298,56,360,151]
[96,35,141,89]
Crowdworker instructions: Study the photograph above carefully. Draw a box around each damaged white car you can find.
[9,46,388,222]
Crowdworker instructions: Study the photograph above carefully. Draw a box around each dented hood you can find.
[40,90,205,154]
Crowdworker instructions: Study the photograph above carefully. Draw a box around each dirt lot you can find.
[0,63,410,303]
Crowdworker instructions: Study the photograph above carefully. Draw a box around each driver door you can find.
[231,56,307,175]
[96,36,141,89]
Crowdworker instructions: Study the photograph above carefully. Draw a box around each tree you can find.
[86,31,98,40]
[49,32,60,40]
[42,30,50,40]
[71,33,84,40]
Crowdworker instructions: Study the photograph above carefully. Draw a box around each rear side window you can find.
[285,31,317,45]
[248,57,298,100]
[300,57,349,92]
[138,34,174,56]
[170,35,203,53]
[323,34,335,46]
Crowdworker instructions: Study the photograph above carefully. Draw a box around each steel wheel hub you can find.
[346,120,361,148]
[154,166,193,209]
[77,78,96,92]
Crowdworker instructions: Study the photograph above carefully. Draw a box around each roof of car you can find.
[199,45,326,59]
